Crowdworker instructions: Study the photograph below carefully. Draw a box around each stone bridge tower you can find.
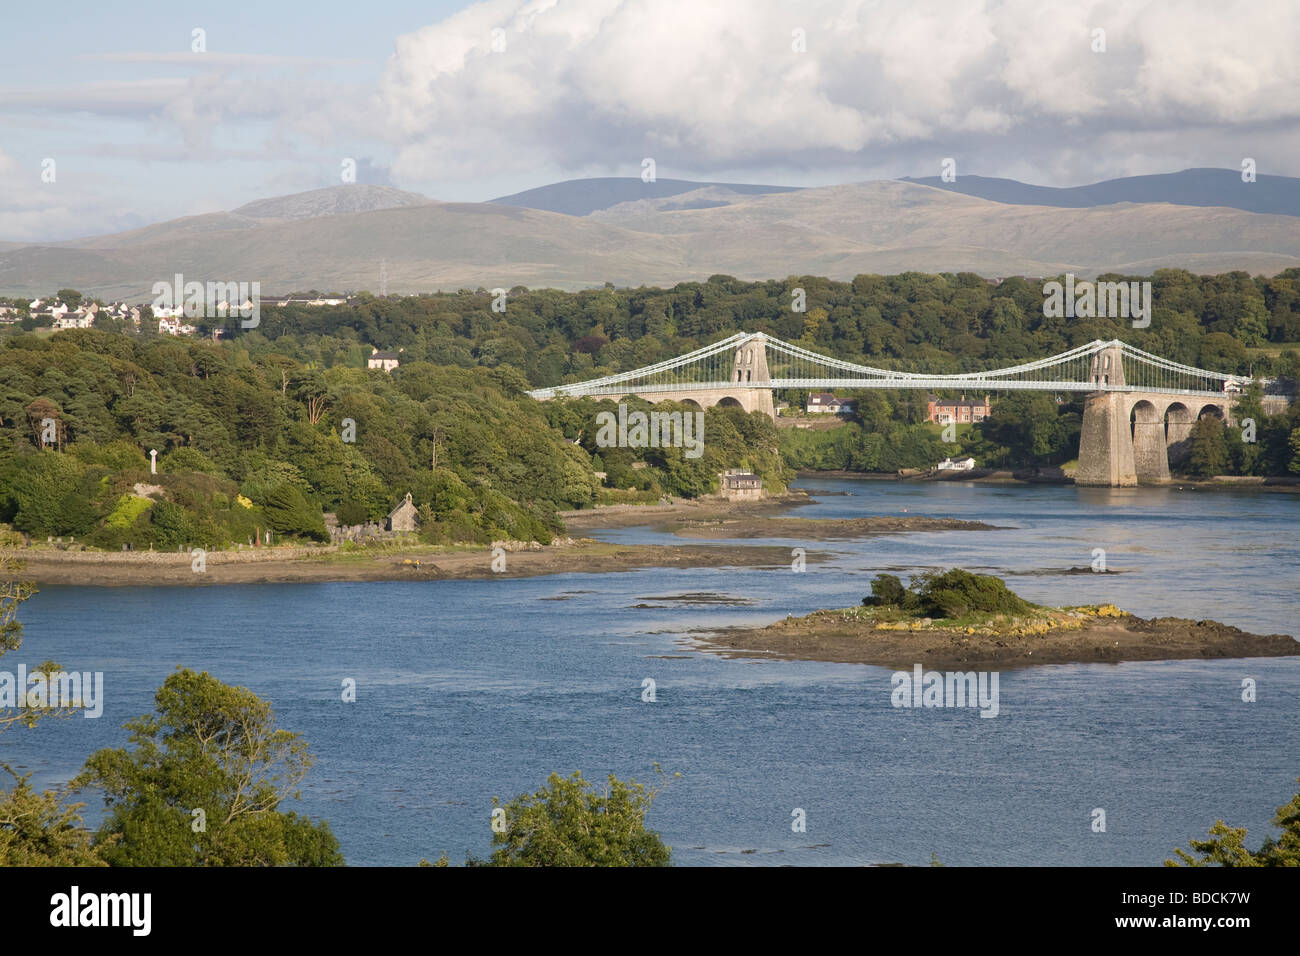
[732,334,771,385]
[1076,343,1137,486]
[1076,341,1235,486]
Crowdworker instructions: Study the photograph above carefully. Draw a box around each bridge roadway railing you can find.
[542,379,1235,398]
[526,335,1256,400]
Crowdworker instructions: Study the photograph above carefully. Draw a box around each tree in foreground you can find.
[74,667,342,866]
[470,769,673,867]
[0,544,102,865]
[0,778,105,866]
[1167,777,1300,866]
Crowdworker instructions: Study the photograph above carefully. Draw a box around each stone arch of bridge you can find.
[1163,401,1197,467]
[1129,399,1168,483]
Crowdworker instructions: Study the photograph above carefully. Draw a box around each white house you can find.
[936,457,977,471]
[55,314,89,330]
[368,348,401,372]
[806,392,855,415]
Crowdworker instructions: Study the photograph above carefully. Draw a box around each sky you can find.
[2,0,1298,241]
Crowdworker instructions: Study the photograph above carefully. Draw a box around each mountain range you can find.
[2,170,1297,300]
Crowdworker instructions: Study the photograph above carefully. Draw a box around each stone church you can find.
[386,492,419,532]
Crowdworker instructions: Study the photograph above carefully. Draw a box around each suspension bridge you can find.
[527,332,1261,486]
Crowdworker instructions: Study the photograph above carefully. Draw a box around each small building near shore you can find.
[386,492,419,531]
[718,469,763,500]
[936,457,976,471]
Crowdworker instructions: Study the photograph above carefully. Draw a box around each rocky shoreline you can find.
[4,492,997,587]
[690,605,1300,669]
[1,539,816,587]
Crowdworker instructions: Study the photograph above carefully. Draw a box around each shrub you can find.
[148,501,195,549]
[161,447,221,475]
[104,494,153,530]
[864,569,1034,619]
[863,573,908,607]
[912,569,1033,618]
[71,440,149,473]
[335,500,369,527]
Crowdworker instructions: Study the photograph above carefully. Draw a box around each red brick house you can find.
[926,394,991,424]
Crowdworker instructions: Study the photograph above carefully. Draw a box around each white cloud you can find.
[379,0,1300,183]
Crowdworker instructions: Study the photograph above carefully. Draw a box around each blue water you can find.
[4,478,1298,866]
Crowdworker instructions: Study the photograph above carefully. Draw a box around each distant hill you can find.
[5,179,1300,300]
[232,184,434,220]
[490,177,801,216]
[901,168,1300,217]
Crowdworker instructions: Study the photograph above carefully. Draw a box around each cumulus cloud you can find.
[379,0,1300,184]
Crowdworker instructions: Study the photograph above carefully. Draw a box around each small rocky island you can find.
[695,570,1300,668]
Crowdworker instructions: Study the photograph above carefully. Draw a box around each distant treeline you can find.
[226,268,1300,384]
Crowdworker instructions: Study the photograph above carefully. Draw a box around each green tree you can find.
[862,573,908,607]
[261,483,328,542]
[1187,416,1230,476]
[0,777,105,866]
[476,770,672,867]
[74,668,343,867]
[974,393,1071,467]
[0,453,88,535]
[1167,777,1300,866]
[1198,333,1247,373]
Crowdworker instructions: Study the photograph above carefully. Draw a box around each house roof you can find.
[387,492,415,517]
[369,351,400,361]
[929,397,989,407]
